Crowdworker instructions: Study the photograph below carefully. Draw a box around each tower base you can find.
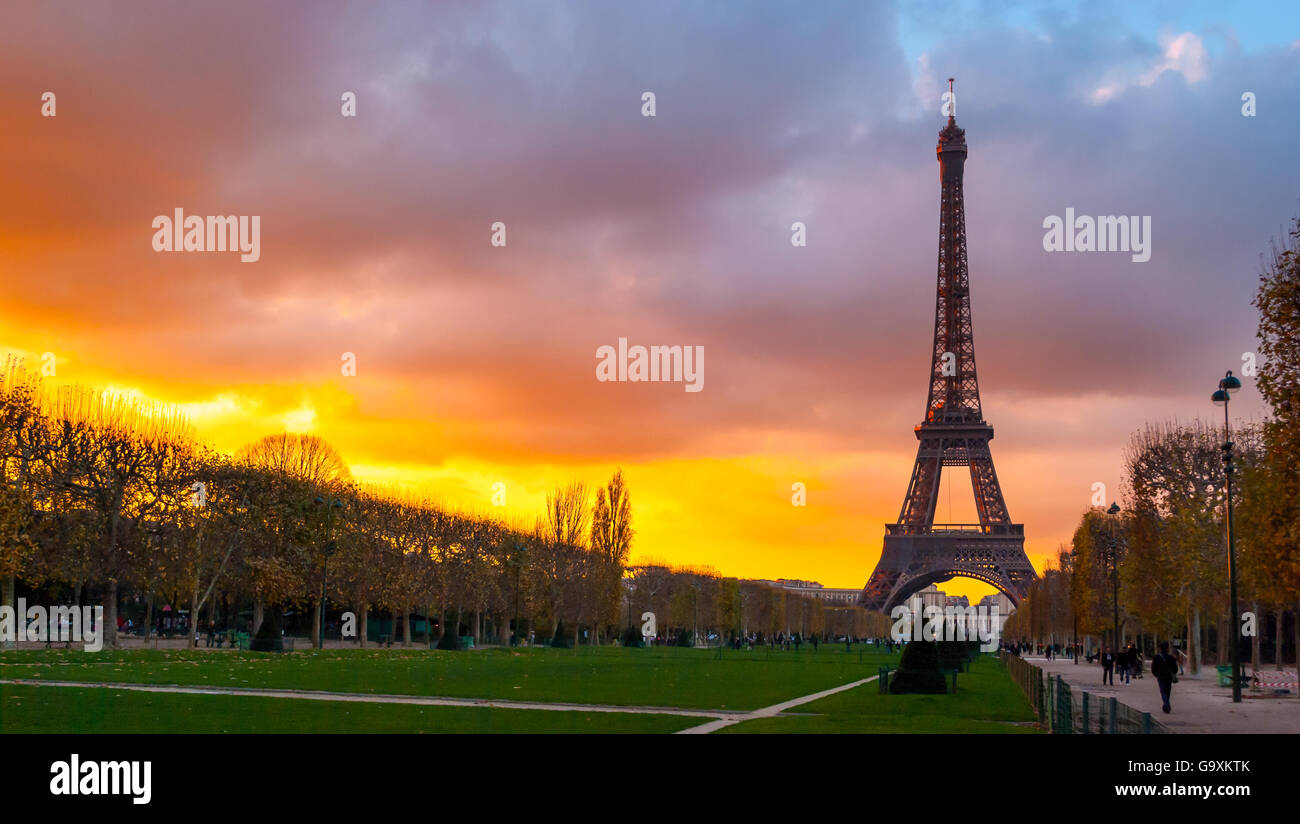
[861,525,1033,612]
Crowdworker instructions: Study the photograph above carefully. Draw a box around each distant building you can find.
[755,579,861,606]
[913,586,1008,615]
[914,584,947,610]
[977,592,1015,615]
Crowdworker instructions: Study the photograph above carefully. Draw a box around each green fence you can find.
[999,652,1169,734]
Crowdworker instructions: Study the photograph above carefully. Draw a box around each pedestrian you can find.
[1127,644,1143,679]
[1151,641,1178,714]
[1100,647,1115,685]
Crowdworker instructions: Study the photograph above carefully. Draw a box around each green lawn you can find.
[0,684,699,734]
[0,645,1039,733]
[0,644,896,711]
[720,655,1041,733]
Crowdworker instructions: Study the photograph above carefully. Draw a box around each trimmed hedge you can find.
[889,641,948,694]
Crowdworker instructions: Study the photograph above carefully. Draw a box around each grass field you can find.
[0,644,891,710]
[0,645,1040,734]
[0,684,700,734]
[720,655,1039,733]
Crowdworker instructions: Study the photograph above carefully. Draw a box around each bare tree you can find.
[236,434,352,489]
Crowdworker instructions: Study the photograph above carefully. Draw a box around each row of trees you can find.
[1006,420,1295,677]
[626,563,890,644]
[0,363,645,648]
[0,363,887,649]
[1006,218,1300,680]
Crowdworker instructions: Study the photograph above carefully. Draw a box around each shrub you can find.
[889,641,949,694]
[936,640,979,672]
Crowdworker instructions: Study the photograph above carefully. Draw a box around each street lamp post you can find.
[1106,502,1121,654]
[1068,545,1078,664]
[1212,370,1243,703]
[316,496,342,650]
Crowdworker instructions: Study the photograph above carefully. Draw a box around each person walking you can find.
[1100,647,1115,685]
[1151,641,1179,713]
[1118,646,1131,684]
[1128,643,1144,679]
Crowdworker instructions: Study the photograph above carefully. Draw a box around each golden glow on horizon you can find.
[282,403,318,433]
[0,336,1048,601]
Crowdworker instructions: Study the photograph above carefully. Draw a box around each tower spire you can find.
[947,77,955,125]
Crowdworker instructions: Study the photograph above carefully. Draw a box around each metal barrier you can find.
[999,652,1169,734]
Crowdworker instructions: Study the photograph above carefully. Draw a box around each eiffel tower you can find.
[861,80,1035,612]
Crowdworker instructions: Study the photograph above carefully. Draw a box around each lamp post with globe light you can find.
[1106,502,1121,654]
[1212,370,1243,703]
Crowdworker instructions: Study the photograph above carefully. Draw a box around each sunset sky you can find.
[2,2,1297,600]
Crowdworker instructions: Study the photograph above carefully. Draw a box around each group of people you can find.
[1018,639,1183,714]
[1041,643,1074,660]
[1098,644,1144,684]
[1094,642,1182,714]
[1002,641,1081,660]
[999,640,1030,657]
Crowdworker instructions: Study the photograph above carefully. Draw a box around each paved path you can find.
[3,677,877,731]
[675,675,879,734]
[1027,657,1300,734]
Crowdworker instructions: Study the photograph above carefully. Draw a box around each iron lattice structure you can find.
[861,87,1035,612]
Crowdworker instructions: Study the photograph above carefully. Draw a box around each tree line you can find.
[1006,218,1300,681]
[0,365,885,649]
